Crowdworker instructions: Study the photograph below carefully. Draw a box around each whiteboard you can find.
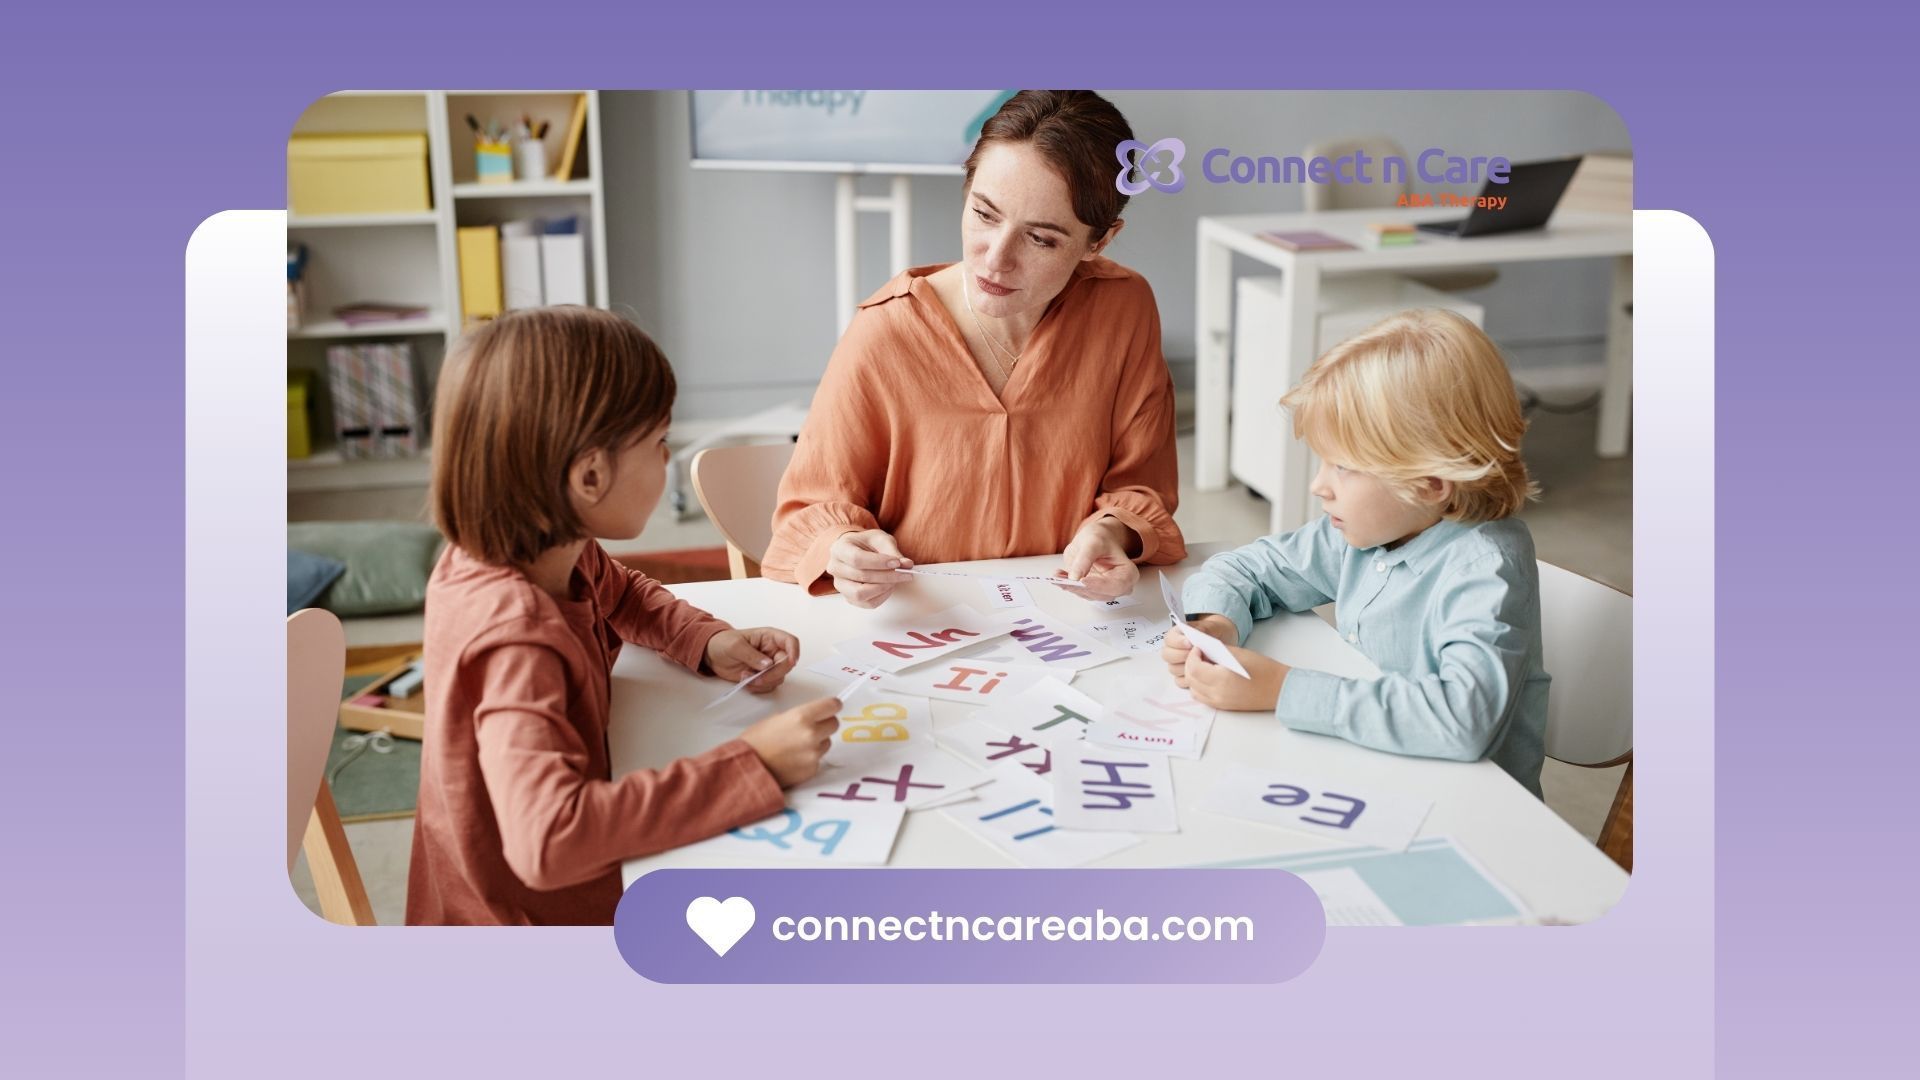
[689,91,1014,174]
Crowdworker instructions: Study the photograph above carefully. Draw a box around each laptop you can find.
[1417,156,1585,238]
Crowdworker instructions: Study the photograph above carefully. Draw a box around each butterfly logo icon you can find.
[1115,138,1187,195]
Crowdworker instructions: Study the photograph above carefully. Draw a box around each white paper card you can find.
[936,717,1056,777]
[878,658,1058,705]
[1158,571,1249,678]
[1084,592,1141,611]
[978,578,1034,609]
[994,613,1128,672]
[971,677,1106,748]
[1083,617,1169,653]
[1176,618,1251,678]
[1159,571,1185,621]
[1050,746,1179,833]
[1197,763,1432,852]
[703,663,777,711]
[915,789,980,811]
[831,604,1013,672]
[943,761,1142,868]
[899,567,1087,589]
[790,745,989,810]
[682,799,905,865]
[1085,718,1198,756]
[1099,675,1217,760]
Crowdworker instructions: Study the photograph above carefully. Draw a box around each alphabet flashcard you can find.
[792,745,989,810]
[1086,675,1217,760]
[1051,747,1179,833]
[970,677,1106,749]
[681,799,906,865]
[825,694,932,769]
[942,761,1143,868]
[995,614,1127,672]
[935,717,1056,777]
[878,658,1057,705]
[1196,763,1432,852]
[832,604,1013,673]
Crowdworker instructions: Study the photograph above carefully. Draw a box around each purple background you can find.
[4,2,1909,1077]
[614,870,1325,982]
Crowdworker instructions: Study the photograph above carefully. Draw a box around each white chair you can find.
[689,442,797,580]
[288,608,375,925]
[1302,135,1499,293]
[1537,561,1633,871]
[666,402,809,519]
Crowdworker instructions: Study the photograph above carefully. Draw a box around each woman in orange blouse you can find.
[764,90,1186,606]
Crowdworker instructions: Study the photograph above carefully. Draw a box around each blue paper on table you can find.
[1190,836,1529,925]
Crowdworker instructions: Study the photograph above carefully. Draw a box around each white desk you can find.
[1194,208,1633,528]
[613,545,1627,922]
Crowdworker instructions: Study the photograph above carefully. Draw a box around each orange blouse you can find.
[763,258,1186,594]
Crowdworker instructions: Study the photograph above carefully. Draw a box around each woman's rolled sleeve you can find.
[1082,276,1184,564]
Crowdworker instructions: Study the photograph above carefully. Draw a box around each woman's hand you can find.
[1161,615,1238,685]
[704,627,799,692]
[1058,517,1140,601]
[827,529,913,608]
[1183,643,1289,712]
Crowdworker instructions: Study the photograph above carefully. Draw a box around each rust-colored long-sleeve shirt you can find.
[407,542,783,925]
[763,258,1186,594]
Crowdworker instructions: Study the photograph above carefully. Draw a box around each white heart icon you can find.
[685,896,755,957]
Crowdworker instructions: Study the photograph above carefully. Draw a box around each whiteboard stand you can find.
[835,174,913,333]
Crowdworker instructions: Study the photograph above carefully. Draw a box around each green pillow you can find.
[289,521,445,617]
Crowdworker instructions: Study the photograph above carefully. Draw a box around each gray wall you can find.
[601,91,1630,421]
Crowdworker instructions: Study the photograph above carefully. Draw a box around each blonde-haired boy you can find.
[1166,309,1552,794]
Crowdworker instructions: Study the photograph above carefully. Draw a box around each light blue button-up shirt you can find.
[1183,516,1549,796]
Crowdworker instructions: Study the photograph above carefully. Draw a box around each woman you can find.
[762,90,1186,605]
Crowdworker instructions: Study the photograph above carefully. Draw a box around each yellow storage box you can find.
[288,133,431,216]
[288,369,314,458]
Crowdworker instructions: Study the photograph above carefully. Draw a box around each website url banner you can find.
[614,869,1324,983]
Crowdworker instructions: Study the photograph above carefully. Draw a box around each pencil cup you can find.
[475,140,512,185]
[514,139,549,182]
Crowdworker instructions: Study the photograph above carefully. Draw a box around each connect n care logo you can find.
[1115,138,1186,195]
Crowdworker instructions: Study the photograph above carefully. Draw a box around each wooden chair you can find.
[288,608,376,925]
[1538,561,1634,872]
[688,442,796,580]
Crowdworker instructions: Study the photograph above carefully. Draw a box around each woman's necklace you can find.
[962,275,1024,378]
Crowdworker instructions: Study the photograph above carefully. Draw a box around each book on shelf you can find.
[500,219,544,309]
[331,301,430,326]
[1257,230,1356,252]
[457,225,502,319]
[326,343,421,459]
[552,93,589,181]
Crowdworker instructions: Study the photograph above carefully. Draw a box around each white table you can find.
[613,545,1628,922]
[1194,208,1633,527]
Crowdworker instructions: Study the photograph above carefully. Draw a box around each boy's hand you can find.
[705,627,799,692]
[740,698,841,787]
[1161,614,1238,686]
[828,529,913,609]
[1059,518,1140,601]
[1184,644,1288,711]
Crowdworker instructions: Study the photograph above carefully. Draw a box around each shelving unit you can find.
[288,90,608,493]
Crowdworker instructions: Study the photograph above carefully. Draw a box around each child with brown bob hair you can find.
[408,307,840,925]
[1164,309,1553,795]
